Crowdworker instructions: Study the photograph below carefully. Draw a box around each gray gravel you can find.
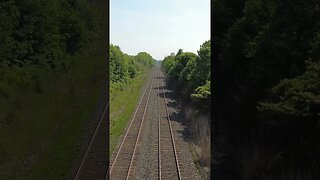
[135,68,201,180]
[162,81,201,180]
[135,73,159,180]
[110,67,201,180]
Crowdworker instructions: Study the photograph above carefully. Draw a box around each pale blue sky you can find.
[110,0,210,60]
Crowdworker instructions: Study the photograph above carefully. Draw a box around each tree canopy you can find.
[161,40,211,104]
[213,0,320,178]
[0,0,106,68]
[109,44,155,83]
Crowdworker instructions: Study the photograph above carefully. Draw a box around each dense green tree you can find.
[168,51,196,80]
[0,0,106,68]
[188,40,211,91]
[134,52,155,68]
[258,60,320,139]
[126,54,139,79]
[191,80,211,100]
[213,0,320,178]
[0,1,108,177]
[162,55,175,74]
[258,61,320,118]
[161,40,211,103]
[109,44,155,83]
[109,45,128,83]
[0,1,108,122]
[0,0,20,64]
[178,52,197,88]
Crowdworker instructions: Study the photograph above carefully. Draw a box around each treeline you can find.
[0,0,106,67]
[0,0,107,178]
[0,0,107,121]
[161,40,211,107]
[110,44,155,83]
[213,0,320,179]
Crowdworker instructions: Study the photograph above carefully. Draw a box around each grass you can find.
[0,45,106,179]
[109,69,150,154]
[184,106,211,180]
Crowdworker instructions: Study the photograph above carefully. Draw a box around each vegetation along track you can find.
[108,69,155,179]
[108,66,188,179]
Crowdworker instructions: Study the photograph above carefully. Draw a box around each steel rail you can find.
[159,70,181,180]
[125,73,155,180]
[157,70,162,180]
[74,101,109,180]
[107,69,155,179]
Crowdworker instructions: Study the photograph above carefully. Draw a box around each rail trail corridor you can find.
[109,65,201,180]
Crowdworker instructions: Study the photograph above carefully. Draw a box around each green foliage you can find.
[134,52,155,67]
[213,0,320,178]
[126,54,139,79]
[258,61,320,118]
[215,0,320,126]
[161,55,176,74]
[188,40,211,90]
[170,51,196,80]
[162,40,211,102]
[0,0,107,178]
[109,45,128,83]
[109,44,155,83]
[0,43,107,179]
[110,72,149,152]
[0,0,107,66]
[191,80,211,100]
[109,45,155,153]
[179,52,197,86]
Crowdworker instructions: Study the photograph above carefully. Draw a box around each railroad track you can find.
[108,70,155,180]
[72,65,194,179]
[158,70,181,180]
[74,100,109,179]
[107,67,182,180]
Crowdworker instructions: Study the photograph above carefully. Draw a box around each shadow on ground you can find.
[156,82,194,144]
